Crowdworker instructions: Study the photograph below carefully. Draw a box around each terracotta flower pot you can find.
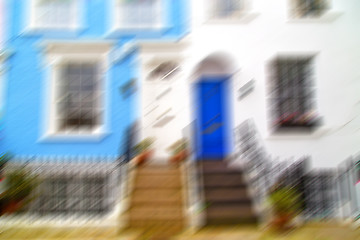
[271,212,294,231]
[169,150,188,165]
[134,150,153,166]
[1,200,24,215]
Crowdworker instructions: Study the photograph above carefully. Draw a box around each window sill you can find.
[105,24,172,38]
[38,132,110,143]
[287,11,343,24]
[205,12,260,25]
[114,24,165,29]
[22,25,85,36]
[264,126,329,140]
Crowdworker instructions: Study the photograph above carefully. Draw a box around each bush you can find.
[0,167,39,215]
[268,186,302,216]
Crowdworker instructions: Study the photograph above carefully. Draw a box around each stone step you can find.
[127,220,184,239]
[198,160,228,168]
[206,204,257,223]
[127,163,185,237]
[199,160,243,173]
[129,206,184,221]
[136,165,181,176]
[135,174,182,189]
[202,166,244,174]
[203,173,246,188]
[128,218,184,228]
[204,188,252,203]
[131,189,183,206]
[206,216,258,225]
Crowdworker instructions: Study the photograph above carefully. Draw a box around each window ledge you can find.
[287,11,343,24]
[114,24,166,30]
[205,12,260,25]
[106,24,172,36]
[264,126,330,140]
[38,132,110,143]
[22,25,85,36]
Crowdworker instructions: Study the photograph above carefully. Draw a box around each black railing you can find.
[4,157,120,220]
[233,119,340,221]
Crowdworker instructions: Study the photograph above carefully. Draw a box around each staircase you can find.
[199,160,258,225]
[127,164,185,239]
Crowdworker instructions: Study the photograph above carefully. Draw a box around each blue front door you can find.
[195,77,229,160]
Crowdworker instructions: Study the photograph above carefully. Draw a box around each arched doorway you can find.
[192,52,236,161]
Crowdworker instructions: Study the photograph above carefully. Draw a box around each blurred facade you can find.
[0,0,189,157]
[0,0,359,229]
[0,0,6,151]
[186,0,360,220]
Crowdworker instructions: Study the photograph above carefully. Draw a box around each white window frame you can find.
[0,50,10,117]
[264,52,329,139]
[112,0,164,30]
[41,42,112,141]
[204,0,259,24]
[29,0,81,30]
[0,56,4,113]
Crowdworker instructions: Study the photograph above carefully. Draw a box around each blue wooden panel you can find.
[195,76,230,160]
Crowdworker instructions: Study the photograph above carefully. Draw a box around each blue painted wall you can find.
[2,0,189,158]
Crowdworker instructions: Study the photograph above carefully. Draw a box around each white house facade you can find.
[142,0,360,170]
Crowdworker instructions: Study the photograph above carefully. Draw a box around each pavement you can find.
[0,222,359,240]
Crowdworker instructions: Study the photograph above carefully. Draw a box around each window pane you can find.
[212,0,244,18]
[271,57,316,128]
[119,0,160,27]
[57,63,100,132]
[294,0,328,17]
[35,0,75,28]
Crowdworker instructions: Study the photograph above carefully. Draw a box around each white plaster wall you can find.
[187,0,360,169]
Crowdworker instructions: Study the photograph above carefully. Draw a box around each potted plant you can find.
[0,168,39,215]
[0,153,11,175]
[132,137,155,166]
[167,138,188,165]
[268,185,302,232]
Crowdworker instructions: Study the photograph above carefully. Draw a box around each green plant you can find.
[268,186,302,216]
[267,186,302,232]
[132,137,155,155]
[166,138,188,155]
[0,153,12,170]
[0,168,40,215]
[4,169,39,201]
